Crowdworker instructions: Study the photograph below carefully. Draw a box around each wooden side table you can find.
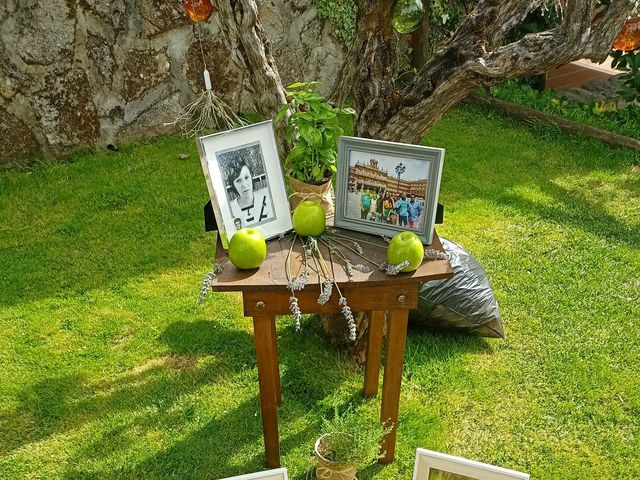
[211,228,453,468]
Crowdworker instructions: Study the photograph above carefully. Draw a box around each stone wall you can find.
[0,0,346,164]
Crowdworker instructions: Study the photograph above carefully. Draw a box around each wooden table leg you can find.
[363,310,385,397]
[379,309,409,464]
[269,317,282,406]
[253,315,280,468]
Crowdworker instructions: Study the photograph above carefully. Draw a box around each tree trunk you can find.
[215,0,287,150]
[409,0,432,70]
[330,0,399,138]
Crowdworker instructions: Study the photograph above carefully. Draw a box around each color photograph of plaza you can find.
[346,150,430,230]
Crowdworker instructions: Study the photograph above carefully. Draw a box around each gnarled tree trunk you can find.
[218,0,635,145]
[330,0,636,143]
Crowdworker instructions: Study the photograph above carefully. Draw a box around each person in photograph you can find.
[368,192,378,221]
[360,189,372,220]
[225,157,272,227]
[383,194,393,223]
[233,217,242,230]
[375,190,385,222]
[407,194,423,229]
[395,194,409,227]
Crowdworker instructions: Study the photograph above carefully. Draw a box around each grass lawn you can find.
[1,105,639,479]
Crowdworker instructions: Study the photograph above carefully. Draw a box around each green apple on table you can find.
[387,231,424,272]
[228,227,267,270]
[292,200,326,237]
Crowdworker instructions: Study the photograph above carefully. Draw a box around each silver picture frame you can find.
[198,120,293,249]
[335,136,444,244]
[412,449,530,480]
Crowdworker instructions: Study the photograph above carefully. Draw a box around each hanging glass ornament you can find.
[612,17,640,52]
[165,1,245,135]
[391,0,425,35]
[183,0,214,23]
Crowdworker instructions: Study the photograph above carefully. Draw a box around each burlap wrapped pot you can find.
[288,175,334,216]
[314,434,357,480]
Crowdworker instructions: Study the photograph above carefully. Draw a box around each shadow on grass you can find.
[430,105,640,248]
[495,180,639,247]
[57,319,349,479]
[0,321,253,457]
[0,137,212,308]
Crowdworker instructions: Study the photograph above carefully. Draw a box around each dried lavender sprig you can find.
[352,263,371,273]
[198,271,216,304]
[289,295,302,332]
[317,278,333,305]
[320,234,383,269]
[326,248,357,343]
[424,248,448,261]
[197,264,224,304]
[287,271,309,291]
[379,260,410,275]
[343,262,353,277]
[342,260,371,277]
[339,297,356,342]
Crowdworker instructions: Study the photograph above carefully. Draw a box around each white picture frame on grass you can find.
[413,449,530,480]
[218,467,288,480]
[198,121,292,249]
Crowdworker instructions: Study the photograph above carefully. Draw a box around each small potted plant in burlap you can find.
[313,407,392,480]
[276,82,355,216]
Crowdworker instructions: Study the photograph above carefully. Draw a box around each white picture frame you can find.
[413,449,530,480]
[335,136,444,245]
[218,468,288,480]
[198,120,293,249]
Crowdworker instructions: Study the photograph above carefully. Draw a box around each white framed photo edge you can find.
[218,467,288,480]
[197,120,293,249]
[412,449,530,480]
[334,136,444,245]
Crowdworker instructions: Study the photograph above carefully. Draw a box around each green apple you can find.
[386,231,424,272]
[228,227,267,270]
[292,200,326,237]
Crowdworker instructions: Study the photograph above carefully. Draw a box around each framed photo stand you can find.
[198,120,292,249]
[335,136,444,244]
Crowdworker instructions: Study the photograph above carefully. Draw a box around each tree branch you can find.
[377,0,637,143]
[586,0,638,59]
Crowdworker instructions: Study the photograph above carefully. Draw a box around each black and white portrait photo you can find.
[217,141,275,229]
[198,121,292,249]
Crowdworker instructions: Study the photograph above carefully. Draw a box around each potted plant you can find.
[313,407,392,480]
[276,82,355,215]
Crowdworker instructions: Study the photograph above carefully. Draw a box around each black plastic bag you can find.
[410,238,505,338]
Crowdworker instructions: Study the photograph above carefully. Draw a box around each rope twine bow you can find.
[288,187,329,204]
[315,466,357,480]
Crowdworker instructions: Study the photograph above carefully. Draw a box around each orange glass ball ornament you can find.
[612,17,640,52]
[183,0,214,23]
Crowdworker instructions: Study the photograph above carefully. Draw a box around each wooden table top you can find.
[212,227,454,292]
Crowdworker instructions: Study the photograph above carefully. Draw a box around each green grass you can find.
[490,80,640,140]
[1,106,639,479]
